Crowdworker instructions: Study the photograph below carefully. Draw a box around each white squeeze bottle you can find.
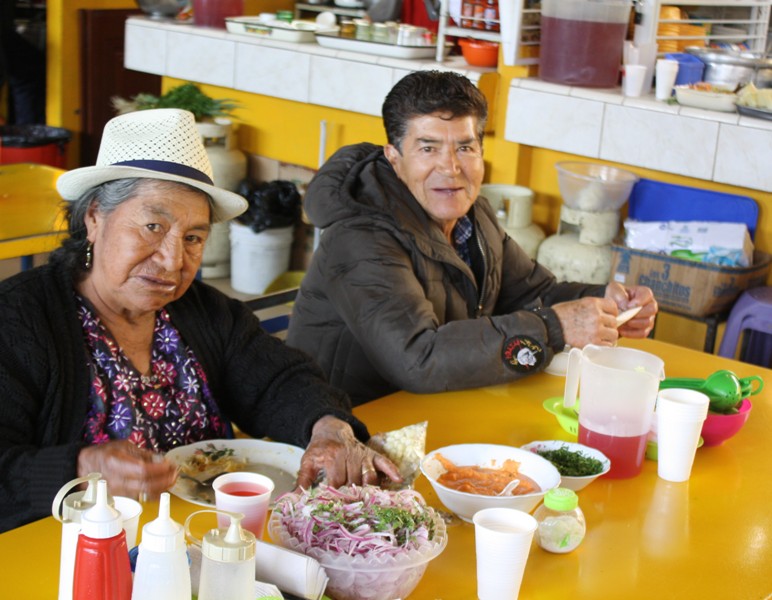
[131,492,191,600]
[186,510,256,600]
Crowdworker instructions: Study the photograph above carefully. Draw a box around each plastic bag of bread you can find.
[367,421,428,488]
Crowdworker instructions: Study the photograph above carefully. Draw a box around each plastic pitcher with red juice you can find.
[539,0,632,87]
[564,345,664,479]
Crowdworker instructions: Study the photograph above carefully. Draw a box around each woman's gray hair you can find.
[50,178,214,274]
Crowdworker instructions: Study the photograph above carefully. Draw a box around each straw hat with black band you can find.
[57,108,248,223]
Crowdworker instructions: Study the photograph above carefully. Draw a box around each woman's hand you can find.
[296,416,403,489]
[77,440,178,501]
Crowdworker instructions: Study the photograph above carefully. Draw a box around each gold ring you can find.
[362,467,376,477]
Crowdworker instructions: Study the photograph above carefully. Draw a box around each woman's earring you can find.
[84,242,93,270]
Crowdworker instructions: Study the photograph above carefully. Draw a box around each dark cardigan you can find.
[0,263,367,532]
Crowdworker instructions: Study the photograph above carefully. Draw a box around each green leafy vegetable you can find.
[535,446,604,477]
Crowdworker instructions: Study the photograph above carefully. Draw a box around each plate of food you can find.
[736,83,772,120]
[166,438,303,507]
[674,82,738,112]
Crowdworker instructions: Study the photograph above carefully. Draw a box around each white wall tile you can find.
[601,104,717,180]
[124,22,167,75]
[309,57,393,116]
[166,31,237,88]
[235,44,311,103]
[505,87,603,157]
[715,124,772,192]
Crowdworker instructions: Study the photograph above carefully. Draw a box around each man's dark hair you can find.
[382,70,488,152]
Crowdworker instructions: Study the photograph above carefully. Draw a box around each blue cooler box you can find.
[665,53,705,85]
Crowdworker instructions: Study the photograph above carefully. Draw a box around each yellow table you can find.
[0,163,68,267]
[1,338,770,599]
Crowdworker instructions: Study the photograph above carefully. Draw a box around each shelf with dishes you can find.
[435,0,541,65]
[635,1,772,56]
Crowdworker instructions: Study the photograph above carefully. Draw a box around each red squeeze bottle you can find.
[72,480,132,600]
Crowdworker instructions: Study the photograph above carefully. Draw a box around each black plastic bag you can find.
[236,179,301,234]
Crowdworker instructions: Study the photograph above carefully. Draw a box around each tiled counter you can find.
[125,16,771,193]
[124,16,488,118]
[505,78,772,193]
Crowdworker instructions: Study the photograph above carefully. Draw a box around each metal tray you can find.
[315,31,451,59]
[737,105,772,121]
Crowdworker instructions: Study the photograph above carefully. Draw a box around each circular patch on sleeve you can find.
[501,336,545,373]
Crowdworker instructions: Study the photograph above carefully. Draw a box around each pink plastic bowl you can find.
[701,399,752,446]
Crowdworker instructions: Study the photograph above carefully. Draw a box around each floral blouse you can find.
[78,296,231,452]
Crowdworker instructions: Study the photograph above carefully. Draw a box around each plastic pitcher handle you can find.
[563,347,584,409]
[51,472,102,523]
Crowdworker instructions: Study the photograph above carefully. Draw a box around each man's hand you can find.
[552,296,619,348]
[296,416,402,490]
[605,282,658,339]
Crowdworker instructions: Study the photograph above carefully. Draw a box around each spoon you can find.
[498,479,520,496]
[177,472,222,503]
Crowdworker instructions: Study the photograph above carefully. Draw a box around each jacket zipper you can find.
[474,231,487,317]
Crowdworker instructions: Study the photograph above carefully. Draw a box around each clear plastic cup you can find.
[213,472,274,538]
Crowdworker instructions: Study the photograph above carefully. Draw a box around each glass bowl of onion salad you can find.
[268,484,447,600]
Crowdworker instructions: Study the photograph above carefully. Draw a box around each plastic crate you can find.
[665,53,706,86]
[627,178,758,240]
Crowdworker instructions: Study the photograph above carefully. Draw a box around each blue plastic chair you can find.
[718,287,772,367]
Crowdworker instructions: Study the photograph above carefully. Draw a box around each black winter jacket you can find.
[286,143,603,404]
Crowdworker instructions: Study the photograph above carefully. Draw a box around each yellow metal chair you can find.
[0,163,68,269]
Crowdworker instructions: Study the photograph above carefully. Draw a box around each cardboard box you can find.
[610,244,772,317]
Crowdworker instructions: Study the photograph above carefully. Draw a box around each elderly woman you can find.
[0,109,399,533]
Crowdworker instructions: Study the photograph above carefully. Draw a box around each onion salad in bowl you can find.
[269,484,447,600]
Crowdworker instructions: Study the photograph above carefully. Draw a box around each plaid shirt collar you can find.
[452,215,473,267]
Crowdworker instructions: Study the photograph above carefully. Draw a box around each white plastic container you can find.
[131,493,191,600]
[230,222,294,294]
[186,510,256,600]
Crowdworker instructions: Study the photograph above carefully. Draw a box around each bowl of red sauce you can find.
[420,443,561,522]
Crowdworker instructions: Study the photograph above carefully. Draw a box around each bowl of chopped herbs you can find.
[520,441,610,491]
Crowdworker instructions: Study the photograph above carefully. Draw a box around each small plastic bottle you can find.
[52,473,106,600]
[187,511,256,600]
[72,479,132,600]
[533,488,586,553]
[131,493,191,600]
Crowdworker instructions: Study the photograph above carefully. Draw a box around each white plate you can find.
[674,85,737,113]
[166,438,303,507]
[315,32,451,60]
[333,0,365,8]
[226,16,338,42]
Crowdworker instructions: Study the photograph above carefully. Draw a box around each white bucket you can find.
[229,222,294,295]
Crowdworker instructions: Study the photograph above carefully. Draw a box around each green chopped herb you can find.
[536,446,604,477]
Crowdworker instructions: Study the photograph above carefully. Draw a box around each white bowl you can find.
[675,84,737,112]
[520,441,610,492]
[420,444,561,521]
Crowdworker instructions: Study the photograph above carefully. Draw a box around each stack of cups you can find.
[655,58,680,101]
[656,389,710,482]
[623,64,648,97]
[473,508,537,600]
